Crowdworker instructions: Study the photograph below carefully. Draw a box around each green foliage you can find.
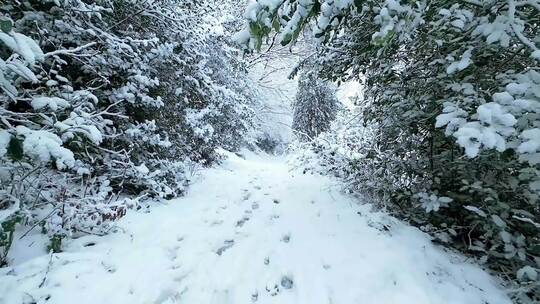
[250,20,275,50]
[240,0,540,301]
[0,0,257,268]
[0,214,23,266]
[47,234,63,253]
[7,137,22,161]
[292,70,339,141]
[0,18,12,33]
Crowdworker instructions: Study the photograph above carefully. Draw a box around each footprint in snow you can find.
[236,216,250,227]
[210,220,224,226]
[251,202,259,210]
[367,219,392,234]
[154,290,181,304]
[266,284,280,296]
[167,246,179,261]
[265,276,294,296]
[242,192,252,201]
[101,261,116,273]
[280,276,294,289]
[281,233,291,243]
[216,240,235,256]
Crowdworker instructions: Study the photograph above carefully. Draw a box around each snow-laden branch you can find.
[508,0,538,51]
[44,42,97,57]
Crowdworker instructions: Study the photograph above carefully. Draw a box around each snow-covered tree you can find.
[292,70,339,140]
[0,0,257,264]
[238,1,540,301]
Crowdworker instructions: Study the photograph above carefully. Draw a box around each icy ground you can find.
[0,151,511,304]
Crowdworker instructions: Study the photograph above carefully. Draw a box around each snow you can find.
[506,82,529,95]
[54,114,104,145]
[0,151,511,304]
[436,102,467,135]
[6,59,39,82]
[492,91,514,104]
[31,96,70,111]
[518,128,540,154]
[15,126,75,169]
[248,44,298,146]
[477,102,516,127]
[0,200,19,223]
[336,80,362,109]
[446,49,472,74]
[135,163,150,175]
[446,102,517,158]
[464,205,487,218]
[0,130,10,158]
[0,31,44,65]
[517,266,538,281]
[474,15,512,47]
[453,122,483,157]
[254,0,283,11]
[416,192,452,212]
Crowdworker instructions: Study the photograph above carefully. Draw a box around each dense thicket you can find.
[238,0,540,301]
[0,0,256,265]
[292,69,339,140]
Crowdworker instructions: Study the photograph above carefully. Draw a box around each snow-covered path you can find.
[1,152,511,304]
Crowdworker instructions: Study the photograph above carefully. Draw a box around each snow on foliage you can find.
[31,96,70,111]
[292,68,339,141]
[0,0,258,266]
[240,0,540,301]
[15,126,75,169]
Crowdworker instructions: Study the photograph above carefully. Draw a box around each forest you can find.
[0,0,539,303]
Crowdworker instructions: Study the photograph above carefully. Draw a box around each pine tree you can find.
[292,70,339,140]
